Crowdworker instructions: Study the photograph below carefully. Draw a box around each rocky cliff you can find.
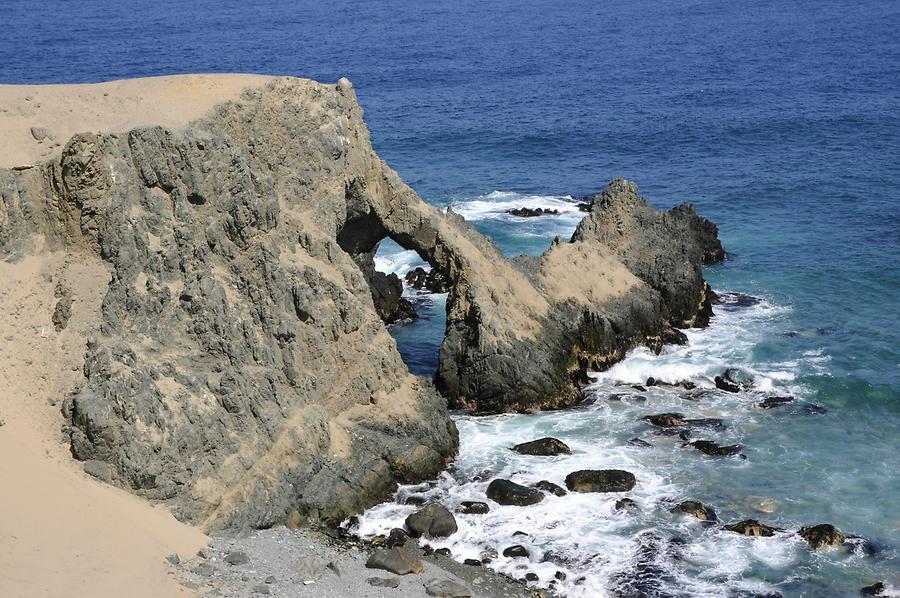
[0,76,723,530]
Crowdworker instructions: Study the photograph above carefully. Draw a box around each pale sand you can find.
[0,254,206,598]
[0,73,274,168]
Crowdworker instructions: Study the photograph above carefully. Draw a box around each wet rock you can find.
[860,582,886,596]
[511,437,571,456]
[533,480,567,496]
[802,403,828,415]
[486,479,545,506]
[404,266,449,294]
[425,579,473,597]
[645,377,658,386]
[463,558,482,567]
[687,440,743,456]
[507,207,560,217]
[386,527,411,547]
[718,292,762,310]
[724,519,776,537]
[503,545,529,558]
[459,501,490,514]
[643,413,723,428]
[404,494,429,506]
[555,571,567,581]
[845,535,879,556]
[224,551,250,565]
[435,548,452,557]
[715,368,754,392]
[615,498,638,511]
[366,547,423,575]
[367,577,401,588]
[405,503,458,538]
[759,396,794,409]
[673,500,717,522]
[798,524,845,550]
[628,437,653,448]
[631,384,647,392]
[524,573,539,582]
[565,469,636,493]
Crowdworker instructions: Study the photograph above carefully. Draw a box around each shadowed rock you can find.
[404,266,449,294]
[687,440,743,456]
[724,519,777,537]
[759,396,794,409]
[565,469,636,493]
[458,501,490,515]
[405,503,458,538]
[512,437,571,456]
[860,582,886,596]
[643,413,724,428]
[798,524,846,550]
[673,500,717,522]
[486,479,544,506]
[507,207,560,217]
[533,480,567,496]
[715,368,754,392]
[503,545,529,558]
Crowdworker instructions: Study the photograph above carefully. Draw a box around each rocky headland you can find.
[1,74,725,596]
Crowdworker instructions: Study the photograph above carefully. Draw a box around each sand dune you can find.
[0,73,274,168]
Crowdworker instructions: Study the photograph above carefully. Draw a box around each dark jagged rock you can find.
[643,413,723,428]
[386,527,411,547]
[612,532,676,598]
[628,437,653,448]
[507,207,560,217]
[687,440,743,456]
[615,498,638,511]
[403,266,449,294]
[353,249,417,324]
[486,479,544,506]
[860,582,886,596]
[458,500,490,515]
[502,545,529,558]
[715,368,754,393]
[404,503,458,538]
[533,480,567,496]
[511,437,571,456]
[798,524,845,550]
[759,396,794,409]
[673,500,717,522]
[463,559,482,567]
[845,535,879,556]
[565,469,636,493]
[724,520,777,537]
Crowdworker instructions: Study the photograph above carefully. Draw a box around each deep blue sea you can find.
[4,1,898,595]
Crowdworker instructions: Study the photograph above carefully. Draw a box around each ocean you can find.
[3,0,898,595]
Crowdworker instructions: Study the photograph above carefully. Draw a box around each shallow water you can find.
[4,0,899,594]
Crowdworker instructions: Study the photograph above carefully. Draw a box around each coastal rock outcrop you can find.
[0,75,724,530]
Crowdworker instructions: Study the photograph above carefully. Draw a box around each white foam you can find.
[373,248,423,277]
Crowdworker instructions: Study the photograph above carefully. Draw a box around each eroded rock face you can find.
[0,78,459,530]
[0,76,725,530]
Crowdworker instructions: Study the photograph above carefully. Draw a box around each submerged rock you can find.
[486,479,545,506]
[860,582,886,596]
[507,207,560,217]
[759,396,794,409]
[687,440,743,456]
[673,500,717,522]
[565,469,636,493]
[714,368,754,392]
[615,498,639,511]
[533,480,567,496]
[365,547,423,575]
[458,501,490,515]
[405,503,458,538]
[724,519,777,537]
[628,437,653,448]
[798,524,846,550]
[511,437,571,456]
[643,413,723,428]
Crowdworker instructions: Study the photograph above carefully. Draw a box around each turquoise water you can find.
[4,0,898,594]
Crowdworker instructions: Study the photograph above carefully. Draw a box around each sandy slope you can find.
[0,73,274,168]
[0,254,206,597]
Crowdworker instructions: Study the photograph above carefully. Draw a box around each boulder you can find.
[511,437,571,456]
[425,579,473,597]
[798,524,845,550]
[759,396,794,409]
[673,500,717,522]
[687,440,743,457]
[405,503,458,538]
[458,501,490,515]
[714,368,754,393]
[386,527,411,547]
[486,479,544,506]
[503,545,529,558]
[533,480,567,496]
[643,413,723,428]
[404,266,449,294]
[365,547,423,575]
[724,520,776,537]
[565,469,636,493]
[860,582,886,596]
